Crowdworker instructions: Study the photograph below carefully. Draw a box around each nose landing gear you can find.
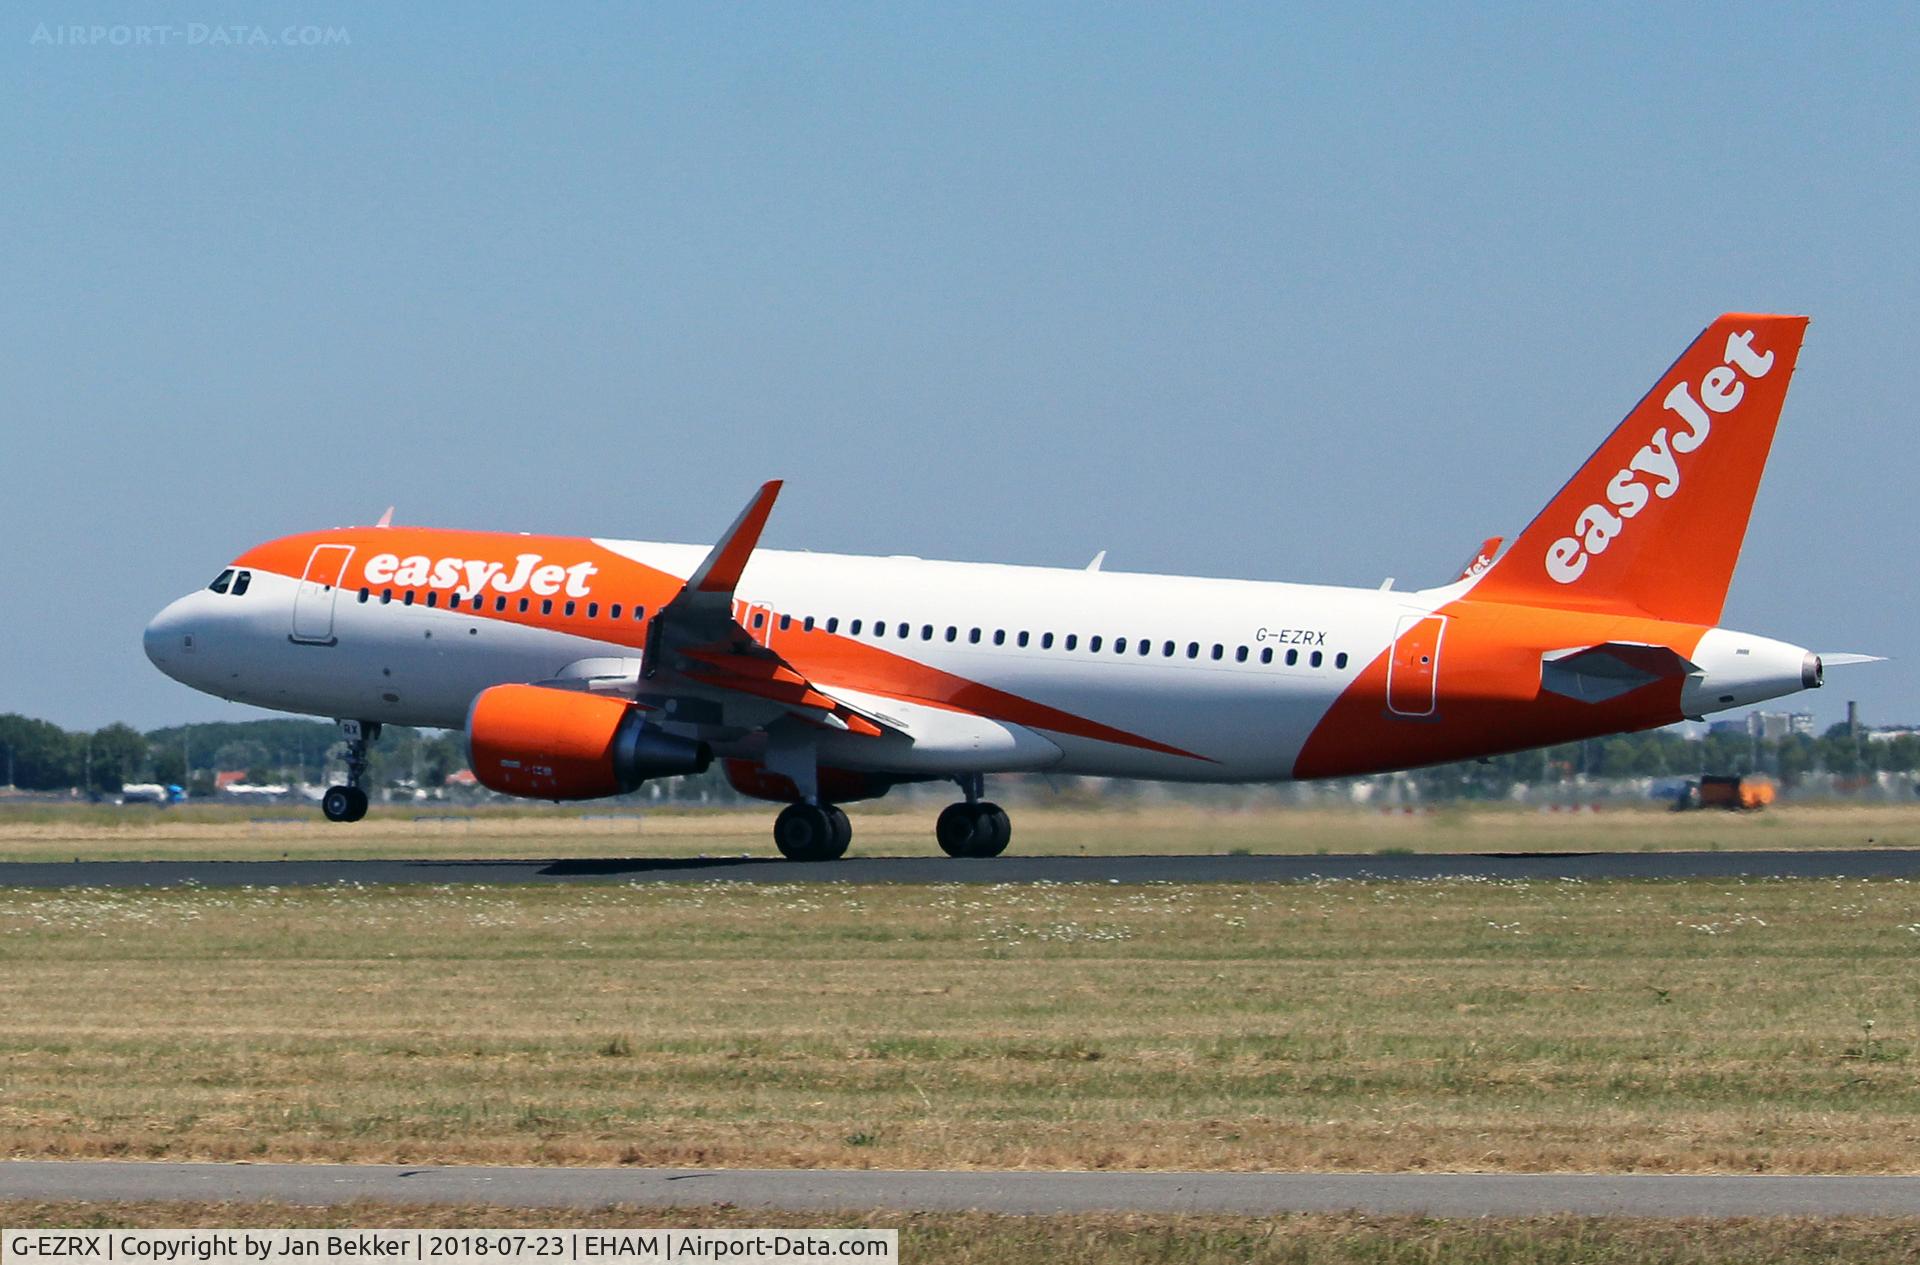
[321,719,380,823]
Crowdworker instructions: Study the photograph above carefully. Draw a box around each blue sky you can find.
[3,4,1914,730]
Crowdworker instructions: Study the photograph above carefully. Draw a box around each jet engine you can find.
[466,683,712,800]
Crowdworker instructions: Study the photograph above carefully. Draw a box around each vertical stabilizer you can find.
[1468,314,1807,625]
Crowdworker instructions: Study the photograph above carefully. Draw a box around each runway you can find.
[2,1160,1918,1217]
[0,848,1916,888]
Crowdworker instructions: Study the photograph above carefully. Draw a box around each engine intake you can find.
[466,684,712,801]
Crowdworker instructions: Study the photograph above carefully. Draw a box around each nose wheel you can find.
[321,785,370,823]
[936,801,1011,858]
[774,802,851,861]
[321,719,380,824]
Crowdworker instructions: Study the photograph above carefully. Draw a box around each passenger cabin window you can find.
[1335,652,1349,669]
[1260,647,1274,664]
[588,602,600,619]
[1311,650,1324,668]
[1065,634,1078,651]
[518,597,530,613]
[1211,644,1223,661]
[1018,631,1031,648]
[850,619,862,635]
[426,591,439,608]
[827,617,840,633]
[634,605,647,621]
[1041,632,1054,649]
[803,616,814,632]
[1163,640,1175,657]
[1286,649,1299,666]
[541,599,553,615]
[897,622,909,638]
[1114,637,1128,654]
[780,614,792,632]
[495,596,507,613]
[610,603,622,620]
[1236,646,1249,663]
[994,630,1006,646]
[358,588,369,603]
[969,628,981,644]
[381,588,393,604]
[403,591,415,606]
[208,569,234,594]
[230,571,251,597]
[1186,642,1199,659]
[946,626,958,642]
[922,624,933,640]
[564,600,576,616]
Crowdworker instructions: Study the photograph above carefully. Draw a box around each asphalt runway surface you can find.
[2,1161,1918,1216]
[0,849,1917,888]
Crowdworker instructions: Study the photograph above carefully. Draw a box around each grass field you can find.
[0,872,1916,1174]
[0,800,1917,862]
[5,1202,1920,1265]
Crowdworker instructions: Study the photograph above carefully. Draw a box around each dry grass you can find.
[0,878,1916,1173]
[0,801,1915,862]
[3,1202,1919,1264]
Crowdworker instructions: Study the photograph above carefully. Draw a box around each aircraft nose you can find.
[143,596,197,677]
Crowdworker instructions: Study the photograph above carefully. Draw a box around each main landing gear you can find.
[773,801,852,862]
[765,774,1012,861]
[321,719,380,823]
[936,802,1011,857]
[935,774,1011,858]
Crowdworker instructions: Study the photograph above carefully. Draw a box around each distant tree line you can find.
[1,712,1915,801]
[0,714,463,797]
[1411,726,1920,800]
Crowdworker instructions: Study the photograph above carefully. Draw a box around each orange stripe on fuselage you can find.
[234,528,1211,763]
[1292,596,1709,780]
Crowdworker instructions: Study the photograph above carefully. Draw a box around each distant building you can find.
[1706,712,1817,740]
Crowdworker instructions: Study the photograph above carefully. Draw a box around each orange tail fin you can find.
[1467,313,1808,626]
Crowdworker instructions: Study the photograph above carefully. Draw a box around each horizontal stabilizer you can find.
[1541,641,1699,704]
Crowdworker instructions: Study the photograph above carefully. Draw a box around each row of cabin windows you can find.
[818,619,1348,670]
[357,587,648,623]
[349,585,1350,672]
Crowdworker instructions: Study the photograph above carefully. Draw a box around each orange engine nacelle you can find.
[466,684,712,801]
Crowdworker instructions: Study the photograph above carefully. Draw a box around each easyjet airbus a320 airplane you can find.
[145,314,1874,860]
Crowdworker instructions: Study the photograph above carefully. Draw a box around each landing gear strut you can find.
[774,801,851,862]
[937,774,1011,858]
[321,719,380,823]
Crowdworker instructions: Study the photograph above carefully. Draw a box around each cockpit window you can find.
[230,570,252,597]
[208,569,234,595]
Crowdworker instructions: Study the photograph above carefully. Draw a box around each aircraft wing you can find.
[1455,536,1504,582]
[636,481,901,740]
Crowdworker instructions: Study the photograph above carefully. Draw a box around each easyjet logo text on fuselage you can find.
[1545,329,1775,585]
[362,552,598,598]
